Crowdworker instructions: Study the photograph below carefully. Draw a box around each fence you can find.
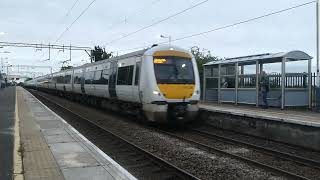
[234,72,318,107]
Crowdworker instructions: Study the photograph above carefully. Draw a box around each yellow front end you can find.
[148,50,199,123]
[158,84,195,99]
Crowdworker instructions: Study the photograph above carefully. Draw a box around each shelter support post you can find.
[281,58,286,109]
[218,64,221,103]
[308,58,312,108]
[260,63,263,74]
[256,61,259,107]
[240,65,244,74]
[235,62,239,105]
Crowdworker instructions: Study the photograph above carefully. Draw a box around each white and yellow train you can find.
[25,45,200,124]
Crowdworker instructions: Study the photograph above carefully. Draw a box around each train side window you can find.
[134,62,140,86]
[85,72,94,84]
[73,74,78,84]
[128,65,134,85]
[117,65,134,85]
[57,75,64,84]
[101,69,109,84]
[117,67,127,85]
[60,75,65,84]
[65,74,71,84]
[74,73,82,84]
[93,70,102,84]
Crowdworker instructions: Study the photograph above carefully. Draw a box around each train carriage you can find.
[25,45,200,124]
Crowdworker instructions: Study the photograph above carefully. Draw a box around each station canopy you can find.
[204,50,312,66]
[203,50,313,109]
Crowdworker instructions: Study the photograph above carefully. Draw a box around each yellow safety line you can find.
[13,88,24,180]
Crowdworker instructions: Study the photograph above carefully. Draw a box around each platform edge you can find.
[13,88,24,180]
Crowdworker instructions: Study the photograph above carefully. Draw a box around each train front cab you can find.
[142,47,200,124]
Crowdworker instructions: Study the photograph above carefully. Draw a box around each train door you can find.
[116,64,134,102]
[109,61,117,98]
[132,58,141,103]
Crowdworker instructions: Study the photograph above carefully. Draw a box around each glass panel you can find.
[206,78,218,88]
[220,64,235,76]
[221,77,235,88]
[154,56,194,84]
[117,66,134,85]
[100,69,109,84]
[85,72,94,84]
[73,73,82,84]
[212,66,219,77]
[238,75,256,88]
[64,75,71,84]
[239,64,256,75]
[135,62,140,85]
[205,66,212,77]
[92,70,102,84]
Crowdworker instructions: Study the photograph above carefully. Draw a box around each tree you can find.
[191,46,221,97]
[60,65,73,71]
[91,46,113,62]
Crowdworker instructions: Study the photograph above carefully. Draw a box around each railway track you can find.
[28,89,320,180]
[157,130,311,180]
[156,128,320,180]
[29,89,200,180]
[191,127,320,169]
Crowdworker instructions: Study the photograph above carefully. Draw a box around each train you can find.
[25,45,201,124]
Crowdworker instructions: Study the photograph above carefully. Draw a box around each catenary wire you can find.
[105,0,209,46]
[112,0,316,54]
[54,0,97,43]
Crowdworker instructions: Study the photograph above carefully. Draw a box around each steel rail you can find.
[156,129,311,180]
[29,89,200,180]
[191,128,320,170]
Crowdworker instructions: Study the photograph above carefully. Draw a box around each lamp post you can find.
[0,51,10,74]
[160,35,172,45]
[6,64,12,77]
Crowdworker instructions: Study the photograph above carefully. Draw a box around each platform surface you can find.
[16,87,136,180]
[200,102,320,127]
[0,87,15,180]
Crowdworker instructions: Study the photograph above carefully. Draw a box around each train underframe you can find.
[27,86,198,124]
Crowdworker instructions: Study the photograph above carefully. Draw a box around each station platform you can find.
[199,102,320,127]
[199,102,320,151]
[0,87,15,180]
[14,87,137,180]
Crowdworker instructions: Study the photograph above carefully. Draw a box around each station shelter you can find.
[203,51,313,109]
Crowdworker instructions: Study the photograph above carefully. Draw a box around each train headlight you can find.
[193,90,200,95]
[153,90,161,96]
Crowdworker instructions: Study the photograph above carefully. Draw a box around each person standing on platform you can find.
[4,78,7,88]
[260,71,269,109]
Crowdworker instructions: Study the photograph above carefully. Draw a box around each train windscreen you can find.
[153,56,195,84]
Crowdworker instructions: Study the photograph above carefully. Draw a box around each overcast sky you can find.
[0,0,317,75]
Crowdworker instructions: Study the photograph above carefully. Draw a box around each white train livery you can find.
[25,45,201,124]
